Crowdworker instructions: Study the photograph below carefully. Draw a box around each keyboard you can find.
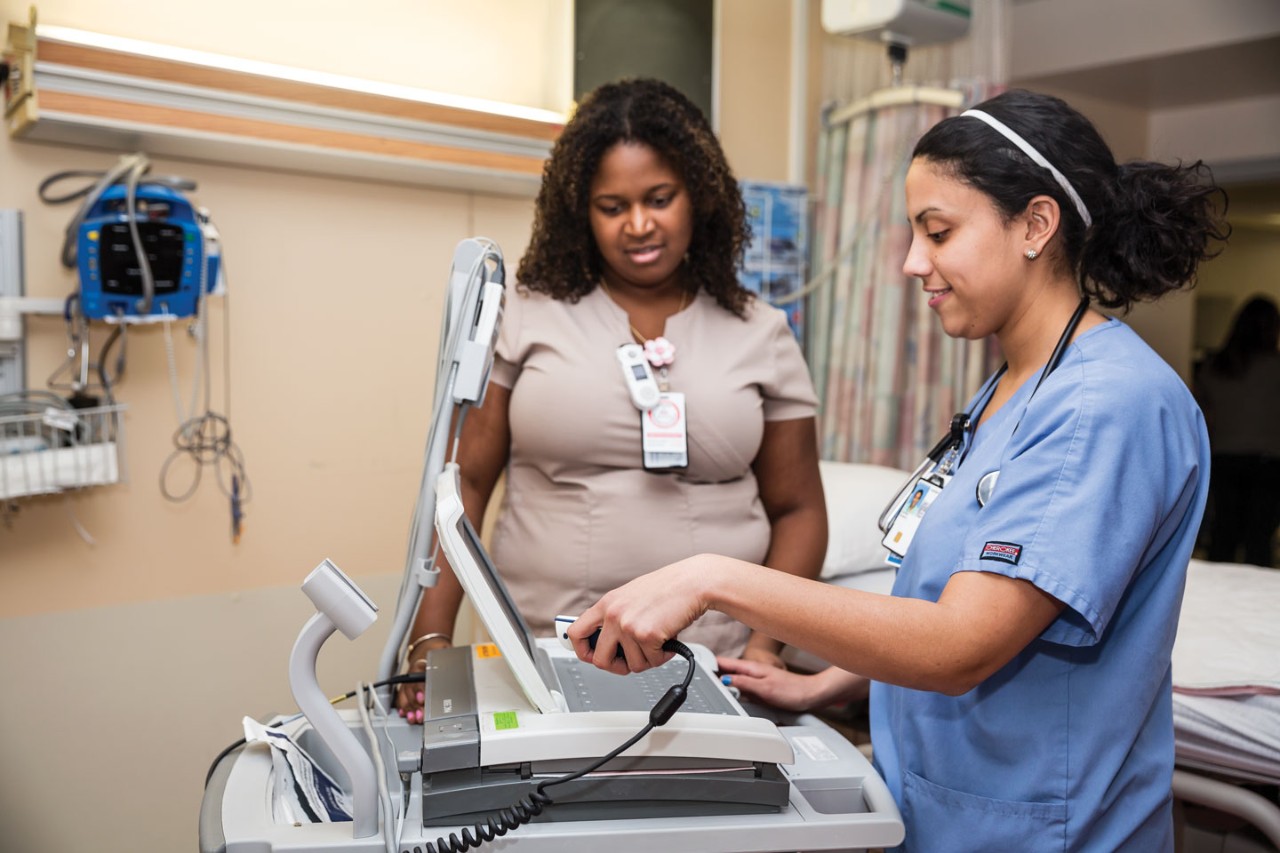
[551,656,741,715]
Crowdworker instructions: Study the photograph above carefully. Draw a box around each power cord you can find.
[95,320,127,407]
[357,680,401,853]
[40,155,249,539]
[203,672,426,788]
[158,261,251,541]
[204,641,694,853]
[402,639,695,853]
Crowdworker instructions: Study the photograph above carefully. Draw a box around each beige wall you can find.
[0,0,797,615]
[11,0,576,113]
[0,2,797,850]
[0,133,537,853]
[2,142,536,616]
[718,0,793,182]
[1011,0,1280,79]
[0,573,405,853]
[1195,225,1280,356]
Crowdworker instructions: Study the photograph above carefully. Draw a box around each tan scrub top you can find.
[488,286,818,656]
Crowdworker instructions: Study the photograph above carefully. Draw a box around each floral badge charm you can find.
[643,336,676,367]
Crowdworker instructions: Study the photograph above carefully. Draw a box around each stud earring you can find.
[1025,249,1038,260]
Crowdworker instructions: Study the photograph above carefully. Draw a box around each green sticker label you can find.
[493,711,519,730]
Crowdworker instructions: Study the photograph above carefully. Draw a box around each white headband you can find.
[961,109,1093,228]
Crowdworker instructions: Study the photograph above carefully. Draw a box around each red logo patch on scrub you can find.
[980,541,1022,565]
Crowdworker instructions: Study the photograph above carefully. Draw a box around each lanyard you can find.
[998,295,1091,446]
[956,296,1090,471]
[877,297,1090,532]
[971,296,1091,506]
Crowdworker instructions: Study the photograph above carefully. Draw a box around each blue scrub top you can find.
[870,319,1210,852]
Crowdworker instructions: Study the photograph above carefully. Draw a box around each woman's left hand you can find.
[718,657,869,712]
[739,645,788,670]
[716,657,818,711]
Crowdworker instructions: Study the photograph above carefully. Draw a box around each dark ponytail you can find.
[1081,160,1228,309]
[912,88,1230,311]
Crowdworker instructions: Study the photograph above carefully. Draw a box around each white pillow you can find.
[818,460,912,579]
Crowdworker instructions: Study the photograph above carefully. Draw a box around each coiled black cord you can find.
[403,640,695,853]
[406,792,553,853]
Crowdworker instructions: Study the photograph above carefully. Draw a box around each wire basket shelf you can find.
[0,404,128,501]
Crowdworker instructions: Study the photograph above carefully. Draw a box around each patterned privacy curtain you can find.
[803,0,1010,469]
[807,96,998,470]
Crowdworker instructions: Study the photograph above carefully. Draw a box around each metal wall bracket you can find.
[2,6,38,137]
[0,209,26,396]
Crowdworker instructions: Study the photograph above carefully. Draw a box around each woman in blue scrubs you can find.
[567,89,1228,850]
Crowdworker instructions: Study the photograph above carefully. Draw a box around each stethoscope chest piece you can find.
[976,469,1000,508]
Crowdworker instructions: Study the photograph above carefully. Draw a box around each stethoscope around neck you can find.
[877,296,1091,532]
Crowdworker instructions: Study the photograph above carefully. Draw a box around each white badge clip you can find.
[881,474,947,558]
[616,343,661,411]
[641,392,688,470]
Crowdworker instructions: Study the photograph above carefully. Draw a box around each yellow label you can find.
[474,643,501,658]
[493,711,519,730]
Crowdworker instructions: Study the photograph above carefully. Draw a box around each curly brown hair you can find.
[516,77,753,318]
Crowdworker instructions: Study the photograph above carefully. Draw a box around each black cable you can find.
[402,640,694,853]
[95,322,126,407]
[38,157,194,271]
[541,639,693,788]
[203,672,427,788]
[154,255,251,541]
[206,641,695,853]
[159,412,251,506]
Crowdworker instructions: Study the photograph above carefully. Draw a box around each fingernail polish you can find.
[416,691,424,703]
[721,675,732,685]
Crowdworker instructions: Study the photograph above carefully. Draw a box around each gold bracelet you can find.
[404,632,452,663]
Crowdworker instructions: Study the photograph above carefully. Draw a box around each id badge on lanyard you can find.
[876,410,976,565]
[876,297,1090,563]
[881,472,949,558]
[616,342,688,471]
[641,392,688,470]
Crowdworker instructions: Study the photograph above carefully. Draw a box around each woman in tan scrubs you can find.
[396,78,827,723]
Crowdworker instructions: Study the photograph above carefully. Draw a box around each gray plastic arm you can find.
[289,611,378,838]
[376,237,505,692]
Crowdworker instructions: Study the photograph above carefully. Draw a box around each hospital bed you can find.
[809,460,1280,850]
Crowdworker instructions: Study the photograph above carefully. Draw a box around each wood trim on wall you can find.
[5,23,562,194]
[39,90,549,176]
[35,40,564,143]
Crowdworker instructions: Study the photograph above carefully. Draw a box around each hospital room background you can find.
[0,0,1277,850]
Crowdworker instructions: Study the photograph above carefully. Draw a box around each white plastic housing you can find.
[300,559,378,640]
[821,0,971,46]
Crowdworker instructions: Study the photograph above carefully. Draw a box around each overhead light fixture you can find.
[3,14,565,196]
